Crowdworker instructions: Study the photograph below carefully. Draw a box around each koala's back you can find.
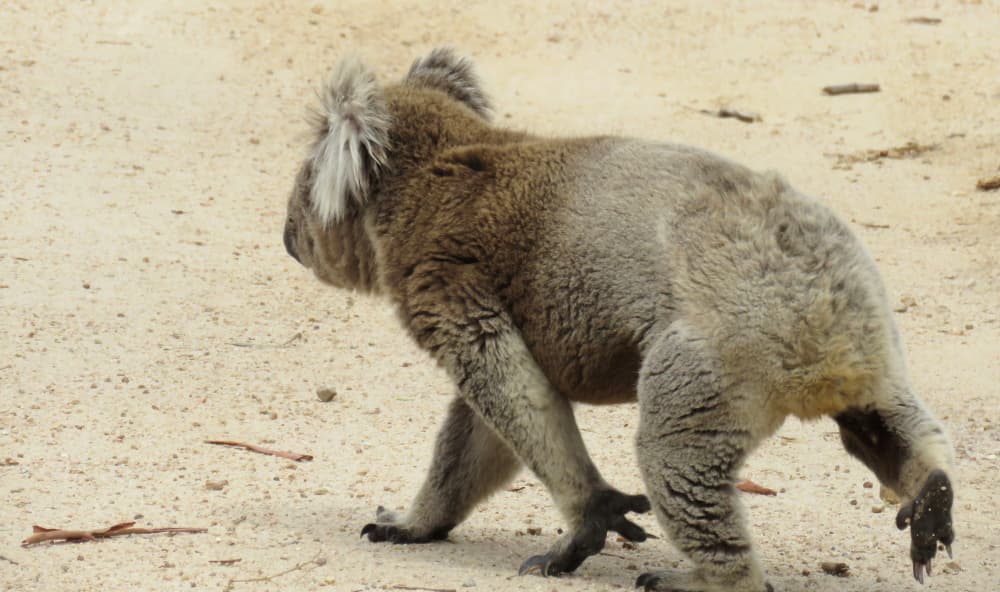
[412,139,893,414]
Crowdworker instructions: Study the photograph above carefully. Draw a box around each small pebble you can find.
[316,387,337,402]
[820,561,850,577]
[871,505,885,513]
[205,480,228,491]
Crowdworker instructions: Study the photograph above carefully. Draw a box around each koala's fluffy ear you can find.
[309,55,390,225]
[406,47,492,119]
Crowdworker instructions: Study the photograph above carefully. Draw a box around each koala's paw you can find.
[896,469,955,584]
[518,489,651,576]
[360,505,452,544]
[635,570,773,592]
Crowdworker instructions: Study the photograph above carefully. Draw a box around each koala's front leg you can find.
[451,329,650,575]
[362,397,521,543]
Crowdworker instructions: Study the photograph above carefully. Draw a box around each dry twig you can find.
[830,141,937,169]
[210,558,243,565]
[905,16,942,25]
[852,219,891,229]
[223,552,325,592]
[736,480,778,496]
[0,555,18,565]
[22,522,206,546]
[700,108,761,123]
[205,440,313,462]
[822,83,880,95]
[227,332,302,349]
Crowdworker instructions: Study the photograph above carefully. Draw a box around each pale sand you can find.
[2,1,998,590]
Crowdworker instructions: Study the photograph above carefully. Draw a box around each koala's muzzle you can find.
[283,224,301,264]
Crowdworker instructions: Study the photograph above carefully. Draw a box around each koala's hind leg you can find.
[835,389,955,583]
[362,397,521,543]
[635,325,772,592]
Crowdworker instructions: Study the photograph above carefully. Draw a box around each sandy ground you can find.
[2,1,999,591]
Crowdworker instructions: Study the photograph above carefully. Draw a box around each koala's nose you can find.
[283,225,301,263]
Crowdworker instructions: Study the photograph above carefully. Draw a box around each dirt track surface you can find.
[2,1,998,591]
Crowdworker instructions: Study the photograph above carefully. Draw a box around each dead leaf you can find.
[736,480,778,496]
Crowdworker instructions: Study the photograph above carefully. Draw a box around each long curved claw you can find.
[913,560,925,584]
[518,554,554,577]
[360,523,376,538]
[946,544,953,559]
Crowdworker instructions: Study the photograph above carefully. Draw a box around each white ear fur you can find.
[309,55,390,225]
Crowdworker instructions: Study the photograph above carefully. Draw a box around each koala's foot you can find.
[360,506,453,544]
[896,469,955,583]
[635,570,773,592]
[518,489,650,576]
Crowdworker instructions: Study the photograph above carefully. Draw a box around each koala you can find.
[282,48,955,591]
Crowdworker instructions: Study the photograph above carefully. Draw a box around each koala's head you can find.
[283,47,492,291]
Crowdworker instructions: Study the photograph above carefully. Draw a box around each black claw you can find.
[635,573,660,590]
[946,544,953,559]
[612,517,648,543]
[360,523,376,538]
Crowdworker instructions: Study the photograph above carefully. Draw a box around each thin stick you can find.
[0,555,18,565]
[391,586,458,592]
[205,440,313,462]
[22,522,207,546]
[210,558,242,565]
[823,83,880,95]
[855,221,891,229]
[905,17,942,25]
[224,552,325,592]
[227,332,302,349]
[694,107,761,123]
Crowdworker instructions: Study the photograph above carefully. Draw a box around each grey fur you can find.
[405,46,492,119]
[283,49,956,591]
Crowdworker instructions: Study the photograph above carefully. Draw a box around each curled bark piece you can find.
[205,440,313,462]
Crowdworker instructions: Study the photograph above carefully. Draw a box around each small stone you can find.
[526,527,542,536]
[863,481,873,489]
[880,485,901,505]
[205,479,228,491]
[871,505,885,513]
[820,561,850,577]
[943,560,962,574]
[316,387,337,402]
